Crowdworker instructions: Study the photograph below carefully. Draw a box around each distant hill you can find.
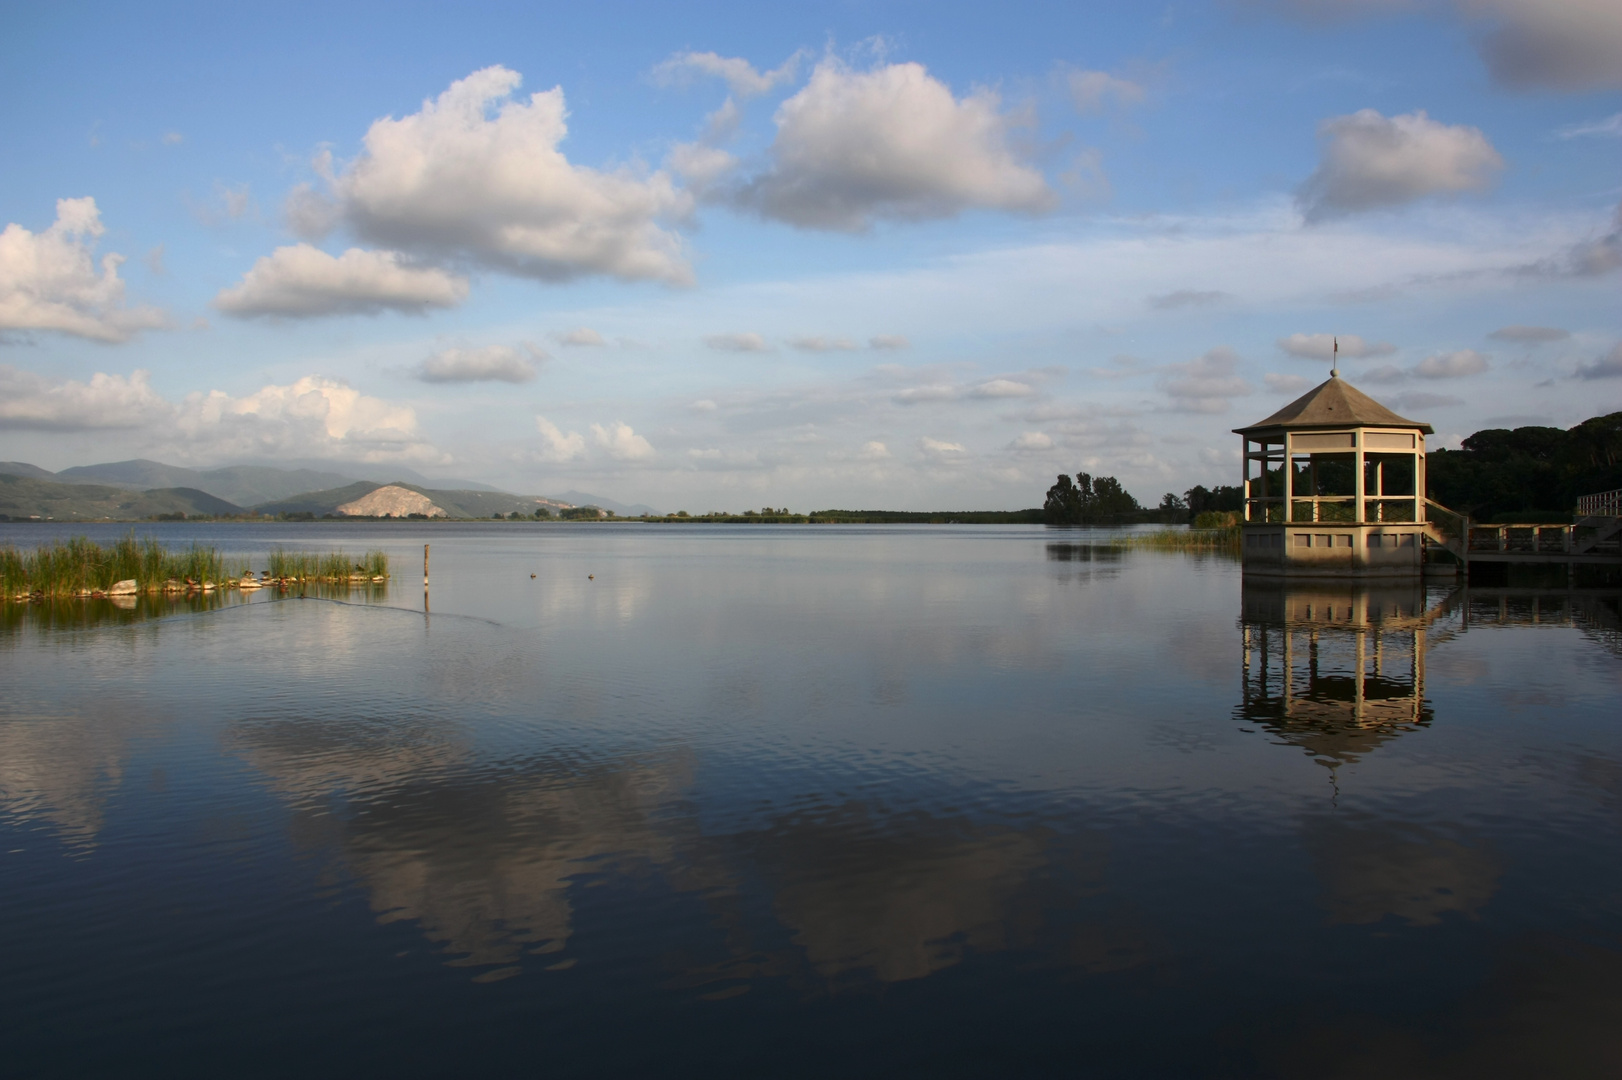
[0,462,60,481]
[0,474,243,521]
[555,490,658,517]
[251,481,575,518]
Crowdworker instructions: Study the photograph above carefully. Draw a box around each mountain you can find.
[554,490,658,516]
[194,465,360,506]
[55,459,207,490]
[0,462,60,481]
[0,474,243,521]
[251,482,575,518]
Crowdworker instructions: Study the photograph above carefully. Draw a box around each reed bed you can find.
[2,535,389,599]
[265,547,389,581]
[1111,525,1243,556]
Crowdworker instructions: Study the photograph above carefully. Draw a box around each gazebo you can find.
[1234,374,1433,577]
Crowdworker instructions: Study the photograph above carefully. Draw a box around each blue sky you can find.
[2,0,1618,510]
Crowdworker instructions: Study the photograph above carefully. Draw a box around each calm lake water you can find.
[3,523,1620,1077]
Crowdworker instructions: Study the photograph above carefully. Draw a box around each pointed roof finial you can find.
[1331,335,1340,379]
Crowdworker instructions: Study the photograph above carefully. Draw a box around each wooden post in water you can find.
[424,544,430,587]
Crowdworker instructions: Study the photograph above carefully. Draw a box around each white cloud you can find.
[1489,324,1569,342]
[1362,364,1410,383]
[533,416,587,461]
[558,326,606,347]
[1574,342,1622,379]
[0,197,167,342]
[5,372,445,464]
[1466,0,1622,91]
[1264,372,1312,393]
[1413,349,1490,378]
[704,331,770,352]
[651,50,804,98]
[1009,431,1055,452]
[918,436,969,463]
[213,244,468,318]
[1526,202,1622,277]
[668,143,740,188]
[1298,109,1503,220]
[970,378,1035,398]
[415,344,542,384]
[1065,69,1145,113]
[689,399,718,412]
[1555,112,1622,139]
[857,440,890,460]
[1276,332,1397,360]
[1158,347,1253,413]
[788,335,857,352]
[869,334,910,350]
[736,59,1054,231]
[309,66,692,285]
[591,421,655,460]
[162,131,184,146]
[0,366,170,430]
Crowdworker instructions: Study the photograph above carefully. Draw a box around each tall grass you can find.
[2,534,389,598]
[265,546,389,581]
[1111,524,1243,556]
[1,534,246,596]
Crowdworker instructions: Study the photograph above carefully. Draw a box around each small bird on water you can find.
[530,573,536,578]
[588,574,594,580]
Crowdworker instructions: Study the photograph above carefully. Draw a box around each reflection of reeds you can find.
[2,535,389,599]
[1111,526,1243,557]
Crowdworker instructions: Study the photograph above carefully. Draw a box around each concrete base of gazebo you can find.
[1241,523,1427,578]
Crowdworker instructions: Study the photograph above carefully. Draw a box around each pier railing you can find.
[1577,488,1621,518]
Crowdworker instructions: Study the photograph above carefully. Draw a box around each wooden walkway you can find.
[1422,489,1622,568]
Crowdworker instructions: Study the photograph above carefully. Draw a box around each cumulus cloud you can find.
[414,343,543,384]
[591,421,655,460]
[857,440,890,460]
[1065,69,1146,113]
[1277,332,1397,360]
[303,66,692,285]
[1009,431,1055,452]
[788,335,857,352]
[213,244,468,318]
[0,366,170,430]
[1574,342,1622,379]
[4,369,444,463]
[735,59,1054,231]
[1362,364,1410,383]
[1489,324,1568,343]
[0,198,167,342]
[869,334,910,350]
[1158,347,1253,413]
[1149,289,1230,310]
[533,416,587,461]
[558,327,606,347]
[1414,349,1490,378]
[1298,109,1503,220]
[1264,372,1313,393]
[918,436,968,463]
[1467,0,1622,92]
[651,50,804,98]
[704,331,770,352]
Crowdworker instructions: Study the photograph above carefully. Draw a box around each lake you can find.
[2,522,1620,1077]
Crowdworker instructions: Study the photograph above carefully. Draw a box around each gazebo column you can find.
[1354,433,1365,525]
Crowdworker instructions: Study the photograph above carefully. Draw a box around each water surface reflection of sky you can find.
[1,524,1620,1076]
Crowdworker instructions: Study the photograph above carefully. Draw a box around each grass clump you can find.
[265,546,389,581]
[1,533,245,597]
[1111,524,1243,556]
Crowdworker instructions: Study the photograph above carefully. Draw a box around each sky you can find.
[1,0,1618,511]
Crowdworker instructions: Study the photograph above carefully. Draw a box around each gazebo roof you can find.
[1234,375,1433,436]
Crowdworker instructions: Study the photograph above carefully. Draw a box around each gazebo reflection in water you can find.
[1238,581,1440,768]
